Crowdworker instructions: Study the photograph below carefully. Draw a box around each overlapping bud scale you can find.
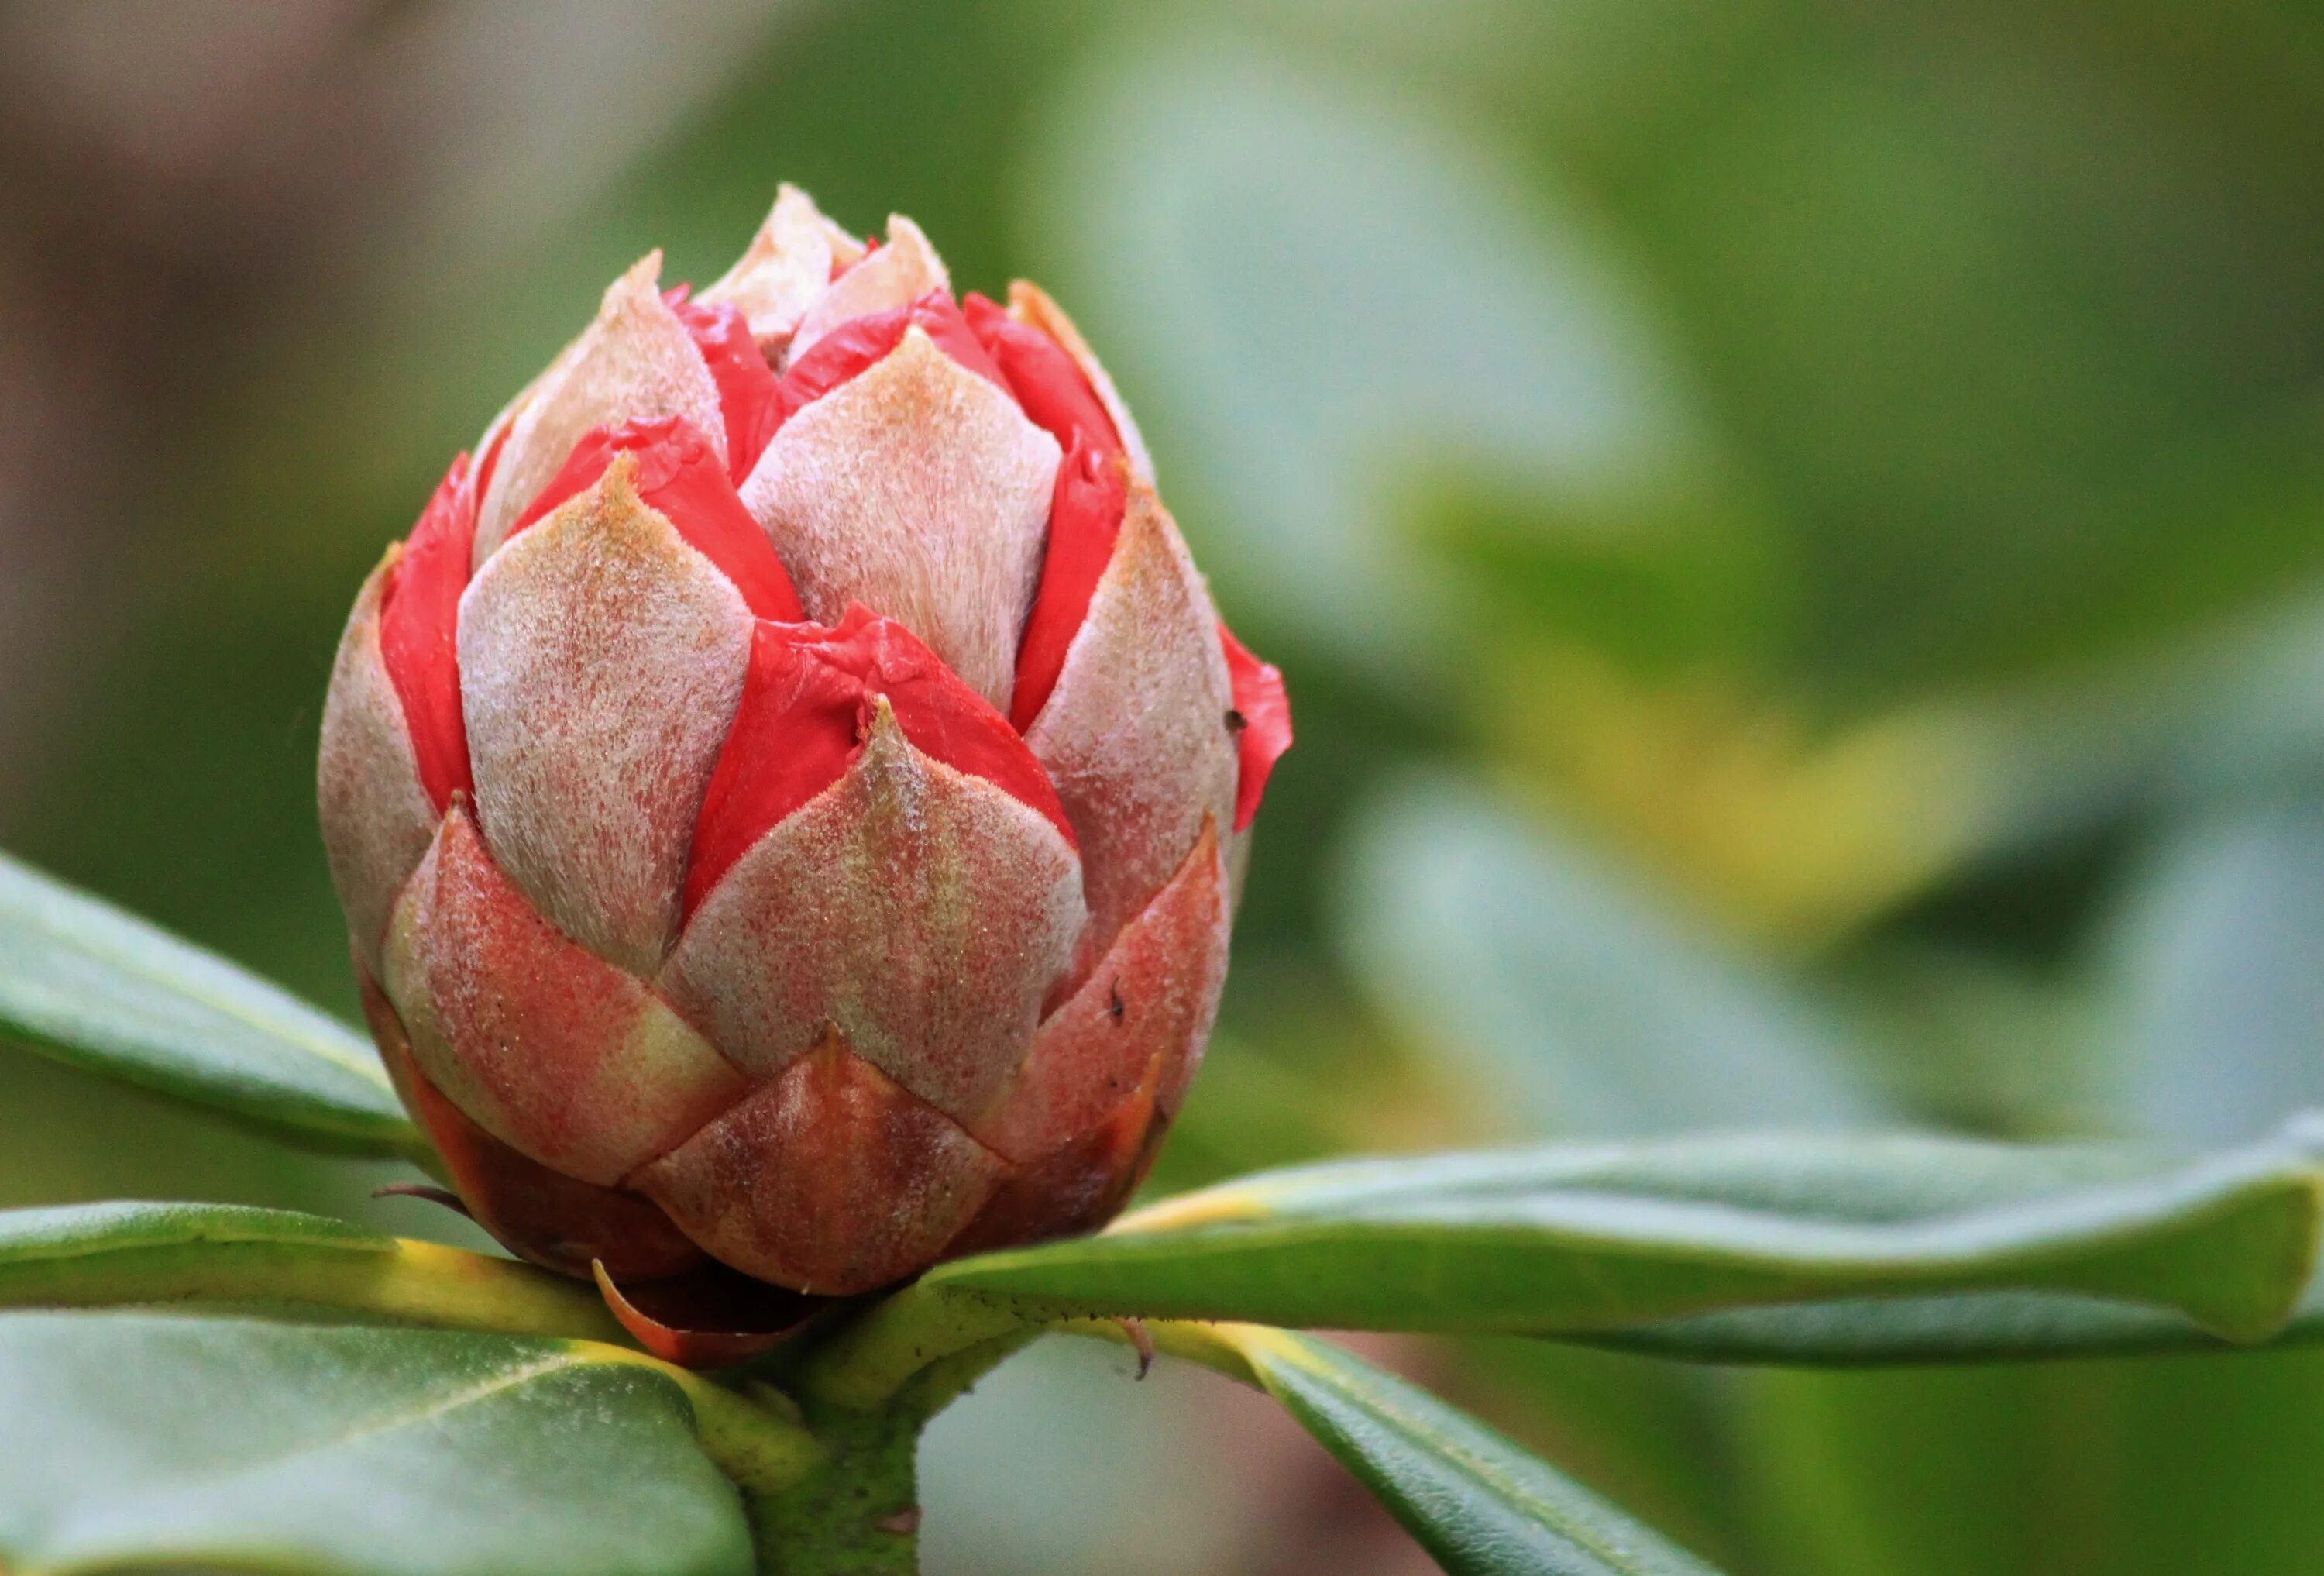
[319,186,1288,1303]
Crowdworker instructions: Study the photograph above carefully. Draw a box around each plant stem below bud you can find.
[747,1395,928,1575]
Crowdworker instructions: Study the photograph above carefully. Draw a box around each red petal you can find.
[667,290,784,481]
[770,290,1006,439]
[964,292,1135,733]
[1009,439,1128,731]
[1219,624,1291,831]
[685,607,1074,916]
[963,291,1121,455]
[377,455,477,812]
[502,416,803,622]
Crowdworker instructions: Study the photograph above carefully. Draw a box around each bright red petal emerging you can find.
[377,455,477,812]
[686,606,1074,916]
[504,416,803,623]
[1009,439,1128,731]
[962,291,1134,733]
[667,289,784,481]
[963,291,1120,455]
[771,291,1006,439]
[1220,624,1291,831]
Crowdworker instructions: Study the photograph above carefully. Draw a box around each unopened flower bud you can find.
[320,185,1288,1299]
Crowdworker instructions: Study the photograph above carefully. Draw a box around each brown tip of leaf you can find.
[1117,1316,1155,1379]
[593,1258,827,1369]
[370,1182,473,1218]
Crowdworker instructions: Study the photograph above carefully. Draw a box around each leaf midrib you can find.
[25,1351,587,1566]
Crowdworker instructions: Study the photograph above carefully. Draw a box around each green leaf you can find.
[931,1129,2323,1343]
[1581,1288,2324,1366]
[0,850,421,1158]
[1336,776,1883,1134]
[0,1312,751,1576]
[0,1200,621,1342]
[1205,1325,1721,1575]
[1580,1245,2324,1366]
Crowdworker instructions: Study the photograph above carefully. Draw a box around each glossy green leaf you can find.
[0,1201,622,1341]
[1205,1325,1721,1575]
[1581,1282,2324,1367]
[0,1312,751,1576]
[0,850,420,1158]
[933,1129,2323,1343]
[0,1198,386,1285]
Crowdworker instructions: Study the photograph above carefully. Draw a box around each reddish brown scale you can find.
[635,1027,1007,1296]
[684,605,1072,917]
[505,416,803,622]
[390,807,748,1186]
[948,1055,1163,1259]
[978,819,1230,1161]
[473,422,511,509]
[592,1260,823,1368]
[375,455,477,812]
[359,970,706,1281]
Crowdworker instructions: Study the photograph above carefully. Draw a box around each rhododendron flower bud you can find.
[319,185,1289,1305]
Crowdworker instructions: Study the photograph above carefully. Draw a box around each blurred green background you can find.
[6,1,2324,1571]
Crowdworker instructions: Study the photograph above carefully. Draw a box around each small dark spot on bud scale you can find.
[1224,708,1248,734]
[1107,982,1125,1022]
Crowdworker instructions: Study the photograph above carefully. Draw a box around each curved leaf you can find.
[932,1129,2324,1342]
[0,1312,751,1576]
[1583,1273,2324,1367]
[0,850,421,1157]
[0,1201,620,1341]
[1181,1324,1721,1575]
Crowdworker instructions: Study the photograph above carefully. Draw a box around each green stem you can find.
[752,1300,1046,1574]
[745,1392,933,1574]
[791,1283,1033,1411]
